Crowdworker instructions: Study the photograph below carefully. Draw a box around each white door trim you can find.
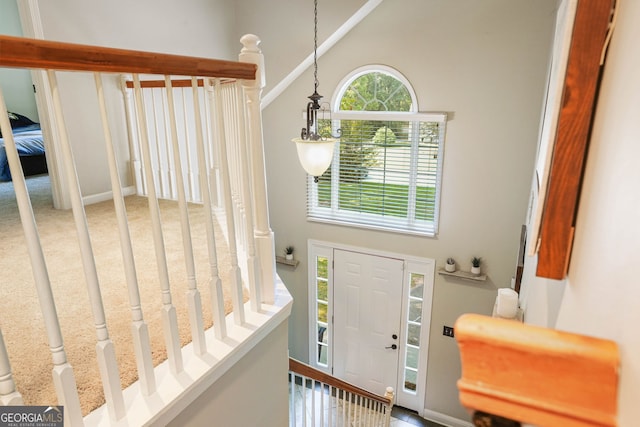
[17,0,71,209]
[307,239,435,414]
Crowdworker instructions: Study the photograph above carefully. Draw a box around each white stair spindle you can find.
[0,329,23,405]
[167,75,206,355]
[132,74,184,375]
[239,34,276,304]
[213,78,245,325]
[95,72,156,396]
[47,70,126,421]
[290,372,295,425]
[302,375,308,427]
[0,88,83,426]
[204,83,222,209]
[319,381,324,426]
[233,83,262,311]
[149,89,167,199]
[196,77,227,340]
[196,79,227,339]
[181,88,197,202]
[119,75,144,196]
[160,88,177,200]
[328,385,333,426]
[311,379,316,427]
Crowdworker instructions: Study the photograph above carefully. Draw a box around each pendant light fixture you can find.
[292,0,338,183]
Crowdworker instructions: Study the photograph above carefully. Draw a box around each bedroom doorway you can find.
[308,240,435,415]
[5,0,69,209]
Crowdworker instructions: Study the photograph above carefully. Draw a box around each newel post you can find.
[239,34,276,304]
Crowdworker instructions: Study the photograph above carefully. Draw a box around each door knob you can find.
[385,344,398,350]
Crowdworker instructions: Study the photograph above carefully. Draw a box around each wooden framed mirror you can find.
[530,0,614,279]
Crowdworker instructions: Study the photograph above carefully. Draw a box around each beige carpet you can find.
[0,174,242,415]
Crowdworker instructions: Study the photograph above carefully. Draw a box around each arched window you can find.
[308,66,447,236]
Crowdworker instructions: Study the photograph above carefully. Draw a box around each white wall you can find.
[234,0,368,96]
[34,0,237,196]
[519,1,640,425]
[0,0,39,122]
[26,0,561,423]
[236,0,557,422]
[166,322,290,427]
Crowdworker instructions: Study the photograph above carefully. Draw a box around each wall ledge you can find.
[84,279,293,427]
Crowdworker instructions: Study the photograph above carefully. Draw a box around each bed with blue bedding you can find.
[0,112,47,181]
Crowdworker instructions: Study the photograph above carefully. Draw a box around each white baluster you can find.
[240,34,276,304]
[181,88,198,202]
[234,93,247,255]
[0,92,83,426]
[95,73,156,396]
[233,84,262,311]
[148,89,161,196]
[166,75,206,355]
[0,329,23,405]
[328,385,333,426]
[196,78,227,340]
[47,70,126,421]
[213,79,245,326]
[311,379,317,427]
[205,83,223,209]
[160,87,177,200]
[119,75,144,196]
[132,74,183,375]
[222,86,243,250]
[302,375,308,427]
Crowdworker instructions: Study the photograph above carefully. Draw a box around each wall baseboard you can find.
[422,409,472,427]
[82,185,136,205]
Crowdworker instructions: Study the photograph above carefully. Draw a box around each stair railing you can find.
[455,314,619,427]
[0,33,280,425]
[288,358,394,427]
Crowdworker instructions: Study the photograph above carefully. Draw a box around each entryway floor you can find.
[390,406,445,427]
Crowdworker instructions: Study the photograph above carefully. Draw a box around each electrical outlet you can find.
[443,325,455,338]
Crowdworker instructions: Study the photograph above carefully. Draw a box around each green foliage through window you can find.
[307,68,446,236]
[340,72,412,112]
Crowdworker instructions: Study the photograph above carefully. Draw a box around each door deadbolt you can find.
[385,344,398,350]
[392,334,398,340]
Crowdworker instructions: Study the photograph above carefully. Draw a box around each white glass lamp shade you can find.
[292,137,337,178]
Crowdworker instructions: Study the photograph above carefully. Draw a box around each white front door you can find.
[332,249,404,396]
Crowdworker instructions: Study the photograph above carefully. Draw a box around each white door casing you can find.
[333,249,403,396]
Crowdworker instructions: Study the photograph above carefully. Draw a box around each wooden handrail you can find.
[122,78,238,89]
[0,35,256,80]
[289,358,392,406]
[455,314,619,427]
[124,79,206,89]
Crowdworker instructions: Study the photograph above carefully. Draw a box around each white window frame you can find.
[307,243,334,374]
[306,65,447,236]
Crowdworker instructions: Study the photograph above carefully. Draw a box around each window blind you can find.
[308,112,446,236]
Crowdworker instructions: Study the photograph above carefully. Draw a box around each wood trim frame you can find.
[0,35,256,80]
[455,314,619,427]
[536,0,613,279]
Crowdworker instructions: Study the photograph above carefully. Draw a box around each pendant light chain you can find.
[292,0,338,182]
[313,0,319,94]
